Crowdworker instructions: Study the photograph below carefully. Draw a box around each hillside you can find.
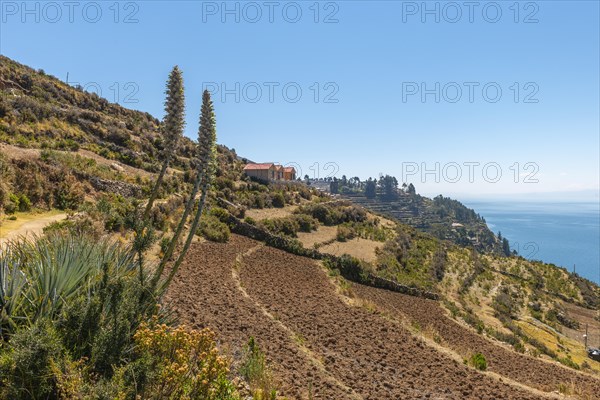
[312,177,506,255]
[1,56,599,399]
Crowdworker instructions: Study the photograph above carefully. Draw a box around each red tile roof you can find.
[283,167,296,173]
[243,163,274,170]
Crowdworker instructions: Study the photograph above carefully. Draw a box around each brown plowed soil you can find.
[352,285,600,397]
[165,234,596,399]
[164,235,356,399]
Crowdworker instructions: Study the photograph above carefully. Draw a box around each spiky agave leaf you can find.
[0,240,29,335]
[0,233,140,335]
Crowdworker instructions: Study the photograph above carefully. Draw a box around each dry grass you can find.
[319,237,381,262]
[517,319,600,374]
[245,205,298,221]
[296,225,337,248]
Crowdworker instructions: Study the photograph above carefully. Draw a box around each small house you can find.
[243,163,296,181]
[275,165,284,180]
[283,167,296,180]
[243,163,277,181]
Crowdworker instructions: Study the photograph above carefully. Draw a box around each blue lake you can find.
[462,200,600,284]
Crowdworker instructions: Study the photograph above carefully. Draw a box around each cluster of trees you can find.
[329,174,416,200]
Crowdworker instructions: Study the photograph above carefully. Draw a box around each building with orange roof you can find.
[283,166,296,180]
[243,163,296,181]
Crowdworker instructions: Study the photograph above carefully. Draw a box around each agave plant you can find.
[0,233,139,336]
[0,246,28,336]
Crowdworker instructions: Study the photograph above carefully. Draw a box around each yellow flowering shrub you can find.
[133,319,239,400]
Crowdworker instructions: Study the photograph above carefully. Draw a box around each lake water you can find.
[462,200,600,284]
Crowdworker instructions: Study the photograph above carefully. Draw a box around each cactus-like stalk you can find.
[143,66,185,221]
[161,90,216,291]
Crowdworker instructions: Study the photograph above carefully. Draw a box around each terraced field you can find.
[165,234,599,399]
[352,285,600,398]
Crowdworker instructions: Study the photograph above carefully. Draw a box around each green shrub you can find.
[42,216,103,239]
[199,215,231,243]
[5,193,19,214]
[160,236,172,257]
[244,216,257,225]
[295,203,366,226]
[116,320,239,400]
[557,356,580,370]
[513,341,526,354]
[336,225,355,242]
[54,179,85,210]
[240,337,276,398]
[469,352,487,371]
[17,194,31,212]
[0,322,65,399]
[259,217,299,237]
[294,214,318,233]
[271,192,285,208]
[209,206,230,223]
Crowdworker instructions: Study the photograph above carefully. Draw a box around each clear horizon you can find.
[1,1,599,198]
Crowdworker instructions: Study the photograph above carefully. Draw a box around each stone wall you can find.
[224,213,439,301]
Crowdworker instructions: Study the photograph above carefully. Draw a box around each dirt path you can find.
[0,212,67,245]
[165,234,586,399]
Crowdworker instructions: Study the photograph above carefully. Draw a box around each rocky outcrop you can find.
[88,176,142,198]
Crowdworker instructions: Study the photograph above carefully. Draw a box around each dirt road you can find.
[0,212,67,245]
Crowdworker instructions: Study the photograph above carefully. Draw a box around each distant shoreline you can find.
[462,199,600,284]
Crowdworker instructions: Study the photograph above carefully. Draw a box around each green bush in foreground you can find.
[0,232,241,399]
[240,337,277,400]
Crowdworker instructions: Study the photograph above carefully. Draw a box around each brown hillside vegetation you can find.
[164,234,596,399]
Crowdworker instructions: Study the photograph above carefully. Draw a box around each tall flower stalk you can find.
[135,67,185,277]
[143,66,185,221]
[160,90,216,291]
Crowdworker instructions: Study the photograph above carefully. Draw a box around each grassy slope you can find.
[2,55,598,376]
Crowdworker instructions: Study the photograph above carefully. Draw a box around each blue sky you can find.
[1,0,599,199]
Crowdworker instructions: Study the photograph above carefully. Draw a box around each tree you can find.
[330,177,339,194]
[365,178,376,199]
[502,237,511,257]
[341,175,347,187]
[407,183,416,195]
[162,90,217,291]
[430,245,447,281]
[143,66,185,221]
[378,175,398,200]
